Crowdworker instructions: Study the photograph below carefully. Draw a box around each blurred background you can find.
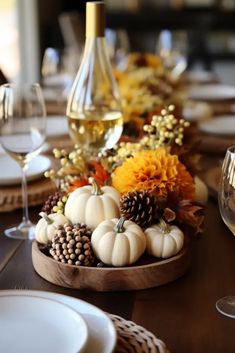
[1,0,235,84]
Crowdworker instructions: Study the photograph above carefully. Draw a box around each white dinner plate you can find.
[46,116,69,137]
[0,294,88,353]
[187,84,235,101]
[183,101,212,122]
[0,290,117,353]
[0,154,51,186]
[185,70,217,84]
[199,116,235,136]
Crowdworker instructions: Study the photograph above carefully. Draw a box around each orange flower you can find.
[112,148,195,200]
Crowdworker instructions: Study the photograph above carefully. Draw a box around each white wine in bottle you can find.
[66,1,123,157]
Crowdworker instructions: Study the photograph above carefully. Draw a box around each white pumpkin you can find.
[144,220,184,259]
[64,177,120,228]
[194,176,208,205]
[35,212,69,244]
[91,217,146,267]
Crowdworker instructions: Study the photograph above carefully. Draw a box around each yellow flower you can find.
[112,148,195,200]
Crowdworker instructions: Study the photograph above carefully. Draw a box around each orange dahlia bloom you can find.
[112,148,195,200]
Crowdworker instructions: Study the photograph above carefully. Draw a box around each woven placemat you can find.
[109,314,170,353]
[0,178,56,212]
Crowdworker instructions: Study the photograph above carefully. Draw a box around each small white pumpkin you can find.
[194,176,208,205]
[64,177,120,228]
[91,217,146,267]
[144,220,184,259]
[35,212,69,244]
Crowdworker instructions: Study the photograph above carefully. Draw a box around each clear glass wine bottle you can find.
[66,1,123,158]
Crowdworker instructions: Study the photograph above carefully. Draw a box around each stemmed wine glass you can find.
[105,28,130,70]
[156,30,187,80]
[0,83,47,240]
[216,145,235,317]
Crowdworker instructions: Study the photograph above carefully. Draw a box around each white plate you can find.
[187,84,235,101]
[0,294,88,353]
[0,290,117,353]
[183,101,212,122]
[185,70,217,84]
[0,154,51,186]
[199,116,235,136]
[46,116,69,137]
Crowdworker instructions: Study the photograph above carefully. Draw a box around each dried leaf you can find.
[176,199,205,235]
[68,178,88,193]
[89,161,110,186]
[163,207,176,222]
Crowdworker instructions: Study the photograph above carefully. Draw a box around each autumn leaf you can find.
[163,207,176,222]
[89,161,110,186]
[68,178,88,193]
[176,199,205,235]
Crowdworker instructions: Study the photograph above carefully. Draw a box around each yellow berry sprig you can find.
[101,105,190,171]
[100,141,142,172]
[52,195,68,214]
[142,105,190,148]
[44,146,88,191]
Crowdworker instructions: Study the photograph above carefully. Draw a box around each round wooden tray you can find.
[32,241,191,291]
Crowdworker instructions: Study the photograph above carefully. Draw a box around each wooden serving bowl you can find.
[32,241,191,291]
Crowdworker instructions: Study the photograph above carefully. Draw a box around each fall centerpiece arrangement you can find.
[33,104,206,287]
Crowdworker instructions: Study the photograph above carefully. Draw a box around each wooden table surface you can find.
[0,189,235,353]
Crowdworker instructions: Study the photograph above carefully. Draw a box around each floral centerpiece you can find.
[35,104,205,269]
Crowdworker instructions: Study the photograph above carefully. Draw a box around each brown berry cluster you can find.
[42,192,62,214]
[49,223,95,266]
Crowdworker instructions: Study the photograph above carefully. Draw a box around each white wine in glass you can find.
[216,145,235,318]
[0,83,46,240]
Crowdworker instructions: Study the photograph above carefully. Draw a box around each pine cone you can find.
[120,190,157,228]
[49,223,95,266]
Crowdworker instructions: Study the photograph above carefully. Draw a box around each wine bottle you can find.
[66,1,123,157]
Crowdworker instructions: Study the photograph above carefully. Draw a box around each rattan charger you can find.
[109,314,170,353]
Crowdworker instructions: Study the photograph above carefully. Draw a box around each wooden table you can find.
[1,191,235,353]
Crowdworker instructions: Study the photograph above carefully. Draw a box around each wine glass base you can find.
[4,221,35,240]
[216,296,235,319]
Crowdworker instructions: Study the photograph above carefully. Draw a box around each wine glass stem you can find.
[21,163,30,224]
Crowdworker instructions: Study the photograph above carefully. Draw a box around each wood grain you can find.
[32,241,191,291]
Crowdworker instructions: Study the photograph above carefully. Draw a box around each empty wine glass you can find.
[105,28,130,70]
[156,30,187,79]
[216,145,235,317]
[0,83,47,240]
[41,47,72,103]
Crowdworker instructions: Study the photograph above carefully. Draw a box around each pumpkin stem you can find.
[39,212,54,225]
[113,217,125,233]
[159,218,170,234]
[88,177,103,195]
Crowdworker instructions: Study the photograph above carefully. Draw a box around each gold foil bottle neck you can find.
[86,1,105,38]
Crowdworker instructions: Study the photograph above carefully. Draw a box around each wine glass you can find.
[156,30,187,79]
[216,145,235,317]
[41,47,72,103]
[0,83,46,240]
[105,28,130,70]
